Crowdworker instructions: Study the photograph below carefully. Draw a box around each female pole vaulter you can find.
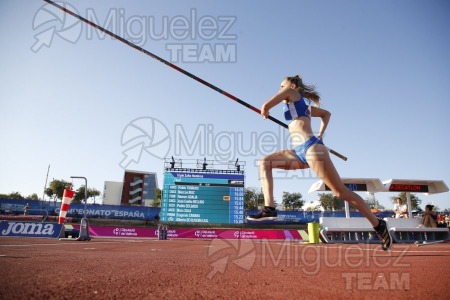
[247,75,392,251]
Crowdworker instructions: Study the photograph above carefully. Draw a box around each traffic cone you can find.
[59,189,74,224]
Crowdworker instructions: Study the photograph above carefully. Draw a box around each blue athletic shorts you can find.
[292,136,324,165]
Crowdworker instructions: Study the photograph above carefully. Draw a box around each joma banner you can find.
[0,221,63,238]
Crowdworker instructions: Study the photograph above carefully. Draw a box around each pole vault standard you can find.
[43,0,347,161]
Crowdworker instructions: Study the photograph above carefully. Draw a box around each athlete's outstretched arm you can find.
[311,106,331,140]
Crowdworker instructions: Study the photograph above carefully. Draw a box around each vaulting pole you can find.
[43,0,347,161]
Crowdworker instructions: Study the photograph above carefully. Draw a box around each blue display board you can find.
[161,171,245,224]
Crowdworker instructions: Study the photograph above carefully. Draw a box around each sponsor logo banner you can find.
[72,225,303,240]
[0,221,63,238]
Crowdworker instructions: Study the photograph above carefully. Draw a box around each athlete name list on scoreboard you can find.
[161,171,245,224]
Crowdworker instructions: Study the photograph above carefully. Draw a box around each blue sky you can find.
[1,0,449,210]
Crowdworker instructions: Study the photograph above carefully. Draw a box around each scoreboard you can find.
[161,170,245,224]
[325,183,368,192]
[388,184,429,193]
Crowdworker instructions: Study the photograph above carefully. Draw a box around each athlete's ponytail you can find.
[286,75,320,107]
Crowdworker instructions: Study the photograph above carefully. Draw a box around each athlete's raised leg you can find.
[247,150,308,221]
[259,149,308,207]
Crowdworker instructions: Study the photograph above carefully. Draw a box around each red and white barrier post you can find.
[58,189,74,224]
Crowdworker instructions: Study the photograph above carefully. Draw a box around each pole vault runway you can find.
[1,237,449,299]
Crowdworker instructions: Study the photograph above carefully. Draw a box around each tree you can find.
[244,187,259,210]
[318,193,343,211]
[390,192,421,209]
[26,193,39,200]
[0,192,25,199]
[44,188,54,200]
[9,192,25,200]
[282,192,304,211]
[152,188,162,207]
[364,194,385,210]
[244,187,268,210]
[73,185,101,203]
[45,179,70,201]
[73,186,85,203]
[90,188,101,203]
[0,192,39,200]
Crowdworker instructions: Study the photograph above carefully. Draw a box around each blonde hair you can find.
[286,75,320,107]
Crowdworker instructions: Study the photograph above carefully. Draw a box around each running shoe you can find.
[374,218,393,251]
[247,207,277,221]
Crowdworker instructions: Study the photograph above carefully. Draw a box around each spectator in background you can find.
[23,203,30,216]
[437,213,444,225]
[418,204,437,228]
[393,198,408,218]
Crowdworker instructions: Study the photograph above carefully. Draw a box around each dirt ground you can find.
[1,237,449,299]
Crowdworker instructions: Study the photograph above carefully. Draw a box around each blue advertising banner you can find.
[0,221,63,238]
[0,199,161,221]
[0,198,393,224]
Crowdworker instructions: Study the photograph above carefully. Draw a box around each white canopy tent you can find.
[382,179,449,218]
[308,178,385,218]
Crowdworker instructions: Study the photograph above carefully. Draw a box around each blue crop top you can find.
[283,96,311,122]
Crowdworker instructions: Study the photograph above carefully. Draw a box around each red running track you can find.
[1,237,449,299]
